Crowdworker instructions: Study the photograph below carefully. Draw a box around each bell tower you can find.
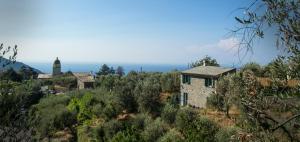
[53,57,61,76]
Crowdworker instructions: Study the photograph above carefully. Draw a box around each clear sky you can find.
[0,0,280,66]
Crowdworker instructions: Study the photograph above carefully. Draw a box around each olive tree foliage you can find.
[158,128,183,142]
[175,107,219,142]
[134,75,161,114]
[0,44,34,141]
[0,43,17,67]
[207,74,242,118]
[263,56,289,79]
[188,55,219,68]
[141,118,169,142]
[241,62,263,76]
[232,0,300,77]
[230,0,300,140]
[234,69,300,141]
[232,0,299,52]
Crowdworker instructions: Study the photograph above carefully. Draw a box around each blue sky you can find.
[0,0,280,66]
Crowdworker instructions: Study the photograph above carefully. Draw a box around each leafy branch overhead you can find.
[232,0,300,53]
[0,43,18,67]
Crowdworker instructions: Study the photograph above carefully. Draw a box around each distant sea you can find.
[28,63,188,74]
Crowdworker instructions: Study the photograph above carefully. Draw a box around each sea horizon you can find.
[27,62,189,74]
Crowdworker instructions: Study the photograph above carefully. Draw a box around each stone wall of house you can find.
[181,74,216,108]
[77,80,85,90]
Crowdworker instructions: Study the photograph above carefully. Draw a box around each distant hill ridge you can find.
[0,57,42,73]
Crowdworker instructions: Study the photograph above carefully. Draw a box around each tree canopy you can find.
[189,56,220,68]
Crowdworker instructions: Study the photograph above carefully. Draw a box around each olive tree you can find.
[231,0,300,140]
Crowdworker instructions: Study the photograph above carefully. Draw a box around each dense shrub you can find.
[129,113,152,130]
[175,107,197,131]
[101,103,118,120]
[95,74,120,90]
[166,92,180,107]
[0,80,43,126]
[134,77,161,114]
[102,119,124,141]
[113,81,137,113]
[0,68,22,82]
[77,125,102,142]
[28,95,75,139]
[161,103,178,124]
[158,128,183,142]
[142,118,168,142]
[241,62,263,76]
[206,92,224,110]
[175,107,220,142]
[185,117,219,142]
[110,127,141,142]
[160,71,180,93]
[215,127,238,142]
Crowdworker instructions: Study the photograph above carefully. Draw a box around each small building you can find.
[73,73,95,89]
[37,74,52,79]
[38,58,95,90]
[181,65,236,108]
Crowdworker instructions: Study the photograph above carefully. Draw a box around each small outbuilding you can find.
[73,73,95,89]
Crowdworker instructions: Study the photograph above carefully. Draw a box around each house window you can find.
[181,93,188,106]
[182,75,191,84]
[205,78,214,87]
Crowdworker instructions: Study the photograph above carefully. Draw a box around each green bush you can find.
[77,124,102,142]
[166,92,180,107]
[129,113,152,130]
[175,107,219,142]
[67,93,94,123]
[102,119,124,141]
[134,77,161,114]
[110,127,141,142]
[158,128,183,142]
[142,118,168,142]
[161,103,178,124]
[206,92,224,110]
[29,99,76,139]
[215,127,238,142]
[160,71,180,93]
[185,117,219,142]
[175,107,197,131]
[28,95,73,137]
[101,103,118,120]
[241,62,263,77]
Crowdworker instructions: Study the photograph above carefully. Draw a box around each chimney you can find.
[203,60,206,66]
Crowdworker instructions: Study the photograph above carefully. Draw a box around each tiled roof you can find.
[182,66,235,77]
[73,73,95,82]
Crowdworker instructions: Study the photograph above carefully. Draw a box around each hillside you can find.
[0,57,42,73]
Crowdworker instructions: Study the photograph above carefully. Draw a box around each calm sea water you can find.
[28,63,188,74]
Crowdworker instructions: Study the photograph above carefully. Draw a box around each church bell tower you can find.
[53,57,61,76]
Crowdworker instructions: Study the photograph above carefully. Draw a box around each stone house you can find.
[73,73,95,89]
[181,65,236,108]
